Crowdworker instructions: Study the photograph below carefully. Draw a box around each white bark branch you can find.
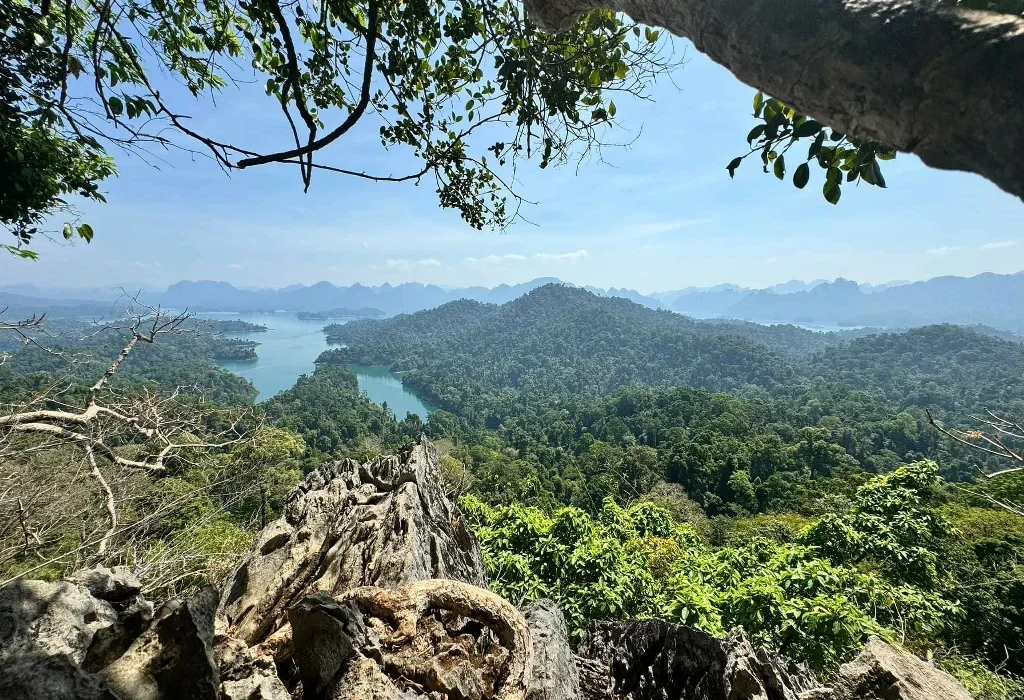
[86,446,118,555]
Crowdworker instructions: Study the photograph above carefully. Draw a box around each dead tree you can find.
[0,304,256,575]
[928,409,1024,516]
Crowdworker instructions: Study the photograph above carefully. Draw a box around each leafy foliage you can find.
[728,93,894,205]
[0,1,114,257]
[2,0,671,252]
[465,464,963,672]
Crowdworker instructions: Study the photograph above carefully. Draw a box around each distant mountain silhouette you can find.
[7,270,1024,333]
[154,277,663,315]
[725,272,1024,332]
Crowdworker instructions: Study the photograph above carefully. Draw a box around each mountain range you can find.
[4,270,1024,333]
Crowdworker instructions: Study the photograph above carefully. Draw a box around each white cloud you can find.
[981,240,1017,250]
[227,263,243,270]
[618,219,713,238]
[381,258,442,272]
[926,246,961,256]
[533,249,589,263]
[132,261,162,269]
[464,253,528,265]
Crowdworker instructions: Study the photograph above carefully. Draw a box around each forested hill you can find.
[807,324,1024,416]
[321,284,1024,425]
[325,284,865,361]
[322,284,833,397]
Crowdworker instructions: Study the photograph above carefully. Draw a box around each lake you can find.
[210,312,433,417]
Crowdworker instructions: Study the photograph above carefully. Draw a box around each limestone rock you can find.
[0,654,120,700]
[523,599,580,700]
[0,578,117,665]
[84,593,155,672]
[291,580,533,700]
[831,637,972,700]
[216,440,486,647]
[69,567,142,603]
[575,657,614,700]
[215,635,291,700]
[100,586,220,700]
[576,620,820,700]
[288,593,368,699]
[220,671,292,700]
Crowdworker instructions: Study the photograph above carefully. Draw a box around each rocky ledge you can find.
[0,439,974,700]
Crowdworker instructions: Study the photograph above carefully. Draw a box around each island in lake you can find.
[296,307,386,321]
[201,318,270,333]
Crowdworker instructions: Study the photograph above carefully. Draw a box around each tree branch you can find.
[235,0,380,169]
[525,0,1024,201]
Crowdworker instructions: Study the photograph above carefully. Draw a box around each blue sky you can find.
[4,38,1024,294]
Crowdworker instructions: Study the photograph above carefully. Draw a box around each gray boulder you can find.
[0,654,119,700]
[100,586,220,700]
[524,599,581,700]
[831,636,973,700]
[288,593,368,700]
[0,578,117,665]
[69,568,142,603]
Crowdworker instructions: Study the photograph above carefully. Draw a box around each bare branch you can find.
[928,408,1024,478]
[86,446,117,555]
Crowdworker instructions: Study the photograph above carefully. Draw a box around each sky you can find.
[4,37,1024,295]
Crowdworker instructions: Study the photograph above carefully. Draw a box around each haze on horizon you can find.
[3,38,1023,294]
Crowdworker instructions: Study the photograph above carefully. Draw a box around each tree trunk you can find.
[525,0,1024,200]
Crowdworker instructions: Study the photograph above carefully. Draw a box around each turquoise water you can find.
[210,312,432,416]
[346,365,434,419]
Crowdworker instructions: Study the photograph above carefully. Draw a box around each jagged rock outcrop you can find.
[0,439,981,700]
[216,442,486,648]
[0,569,137,700]
[575,620,819,700]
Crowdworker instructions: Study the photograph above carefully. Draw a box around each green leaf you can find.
[773,154,785,180]
[77,224,95,243]
[746,125,765,144]
[860,163,876,186]
[823,181,842,205]
[871,160,887,188]
[808,132,825,160]
[3,245,39,260]
[793,163,810,189]
[608,101,616,118]
[108,96,124,116]
[753,91,764,118]
[726,157,743,179]
[792,120,822,138]
[62,223,74,241]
